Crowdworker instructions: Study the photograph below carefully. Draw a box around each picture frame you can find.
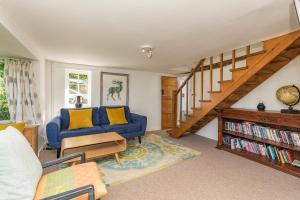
[100,72,129,106]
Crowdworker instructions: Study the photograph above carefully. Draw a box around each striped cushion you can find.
[34,162,107,200]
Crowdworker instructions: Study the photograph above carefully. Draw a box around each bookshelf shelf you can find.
[217,145,300,177]
[223,130,300,152]
[217,108,300,178]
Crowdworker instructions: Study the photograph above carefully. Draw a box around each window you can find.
[65,69,91,108]
[0,59,10,120]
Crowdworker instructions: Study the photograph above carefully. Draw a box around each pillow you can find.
[106,107,128,125]
[99,106,132,125]
[60,107,100,130]
[68,109,93,130]
[0,126,42,200]
[0,121,26,133]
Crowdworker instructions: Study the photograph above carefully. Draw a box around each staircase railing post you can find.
[220,53,223,82]
[209,56,213,94]
[186,80,189,118]
[172,90,178,129]
[180,89,183,122]
[192,71,196,110]
[200,62,204,101]
[232,49,236,70]
[246,45,250,56]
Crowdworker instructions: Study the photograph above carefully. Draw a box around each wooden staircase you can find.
[170,30,300,138]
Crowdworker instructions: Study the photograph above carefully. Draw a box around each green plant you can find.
[0,60,10,120]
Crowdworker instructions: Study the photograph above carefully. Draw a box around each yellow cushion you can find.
[106,107,128,125]
[0,122,25,133]
[68,109,93,130]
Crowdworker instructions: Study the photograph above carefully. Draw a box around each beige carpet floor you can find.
[40,131,300,200]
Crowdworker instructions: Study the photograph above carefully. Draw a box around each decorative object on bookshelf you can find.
[292,159,300,168]
[257,102,265,111]
[276,85,300,114]
[217,108,300,177]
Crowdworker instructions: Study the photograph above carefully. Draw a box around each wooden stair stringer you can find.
[170,31,300,138]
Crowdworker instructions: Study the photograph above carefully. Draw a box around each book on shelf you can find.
[224,121,300,146]
[223,135,294,164]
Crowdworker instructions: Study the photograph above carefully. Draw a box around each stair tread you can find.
[208,90,221,93]
[218,79,233,83]
[247,50,266,57]
[230,66,248,72]
[199,99,212,102]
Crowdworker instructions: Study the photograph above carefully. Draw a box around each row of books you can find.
[224,121,300,146]
[223,135,294,164]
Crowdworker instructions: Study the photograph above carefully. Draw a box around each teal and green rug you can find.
[96,134,200,186]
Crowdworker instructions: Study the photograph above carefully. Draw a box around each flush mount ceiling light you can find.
[141,45,153,59]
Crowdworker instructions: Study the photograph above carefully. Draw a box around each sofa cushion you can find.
[0,127,42,200]
[102,123,140,134]
[99,106,132,125]
[59,126,105,141]
[61,107,100,130]
[34,162,107,200]
[68,109,93,130]
[106,107,128,125]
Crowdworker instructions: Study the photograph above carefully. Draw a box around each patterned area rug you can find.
[96,134,200,186]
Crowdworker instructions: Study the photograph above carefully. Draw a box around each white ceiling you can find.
[0,0,299,73]
[0,23,35,59]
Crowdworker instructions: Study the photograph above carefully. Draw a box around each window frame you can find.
[64,69,92,108]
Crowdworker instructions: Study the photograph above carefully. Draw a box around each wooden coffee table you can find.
[61,132,126,164]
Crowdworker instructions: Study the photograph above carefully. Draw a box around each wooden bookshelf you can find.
[217,108,300,178]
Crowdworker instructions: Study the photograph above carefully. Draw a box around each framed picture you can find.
[100,72,129,106]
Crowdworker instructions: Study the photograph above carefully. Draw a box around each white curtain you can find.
[4,59,42,124]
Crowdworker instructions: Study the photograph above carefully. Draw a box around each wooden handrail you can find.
[175,59,205,95]
[194,50,265,72]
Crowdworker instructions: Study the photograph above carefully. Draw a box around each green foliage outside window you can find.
[0,59,10,120]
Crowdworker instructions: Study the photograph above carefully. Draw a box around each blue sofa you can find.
[46,106,147,156]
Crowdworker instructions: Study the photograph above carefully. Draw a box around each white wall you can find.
[45,61,163,131]
[196,55,300,140]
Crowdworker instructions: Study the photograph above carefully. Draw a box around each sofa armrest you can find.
[41,184,95,200]
[46,116,62,149]
[131,113,147,133]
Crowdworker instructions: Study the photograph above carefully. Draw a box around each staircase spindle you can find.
[172,91,178,128]
[200,62,204,101]
[192,72,196,110]
[232,49,236,70]
[180,89,182,122]
[246,45,250,56]
[209,56,213,93]
[220,53,224,82]
[186,81,189,118]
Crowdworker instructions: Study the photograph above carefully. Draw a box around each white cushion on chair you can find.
[0,126,42,200]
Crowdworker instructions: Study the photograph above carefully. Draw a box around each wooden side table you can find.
[23,125,39,154]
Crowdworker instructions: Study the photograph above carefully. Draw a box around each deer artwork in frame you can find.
[100,72,129,106]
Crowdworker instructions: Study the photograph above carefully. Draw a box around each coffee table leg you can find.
[114,153,121,165]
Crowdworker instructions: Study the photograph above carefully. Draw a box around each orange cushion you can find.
[34,162,107,200]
